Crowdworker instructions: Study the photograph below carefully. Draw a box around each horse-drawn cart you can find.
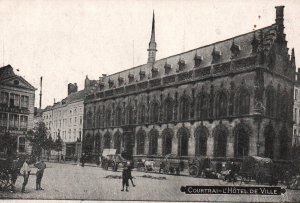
[101,149,127,171]
[160,154,184,175]
[188,156,213,178]
[0,157,23,192]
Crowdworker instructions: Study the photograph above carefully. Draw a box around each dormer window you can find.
[251,33,259,53]
[178,59,186,72]
[151,67,158,78]
[140,70,146,81]
[194,54,203,67]
[128,73,134,84]
[118,76,124,86]
[164,62,172,74]
[212,46,221,63]
[99,82,105,90]
[230,41,240,58]
[108,79,114,88]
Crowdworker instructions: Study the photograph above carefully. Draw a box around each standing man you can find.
[121,162,130,192]
[34,159,46,190]
[20,158,31,193]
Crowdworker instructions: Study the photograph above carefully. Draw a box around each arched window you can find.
[162,128,173,155]
[150,101,160,123]
[197,93,209,119]
[195,126,208,156]
[136,129,146,155]
[139,104,146,124]
[115,106,122,126]
[148,129,159,155]
[264,123,275,159]
[215,91,228,117]
[177,127,190,156]
[213,124,228,157]
[87,109,93,129]
[180,96,190,120]
[95,108,100,128]
[105,108,111,127]
[236,88,250,115]
[126,105,134,124]
[103,132,111,149]
[266,86,275,117]
[95,133,101,154]
[114,131,122,154]
[281,90,289,120]
[233,123,251,158]
[164,97,174,122]
[279,126,288,159]
[83,133,93,154]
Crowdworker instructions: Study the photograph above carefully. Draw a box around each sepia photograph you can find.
[0,0,300,202]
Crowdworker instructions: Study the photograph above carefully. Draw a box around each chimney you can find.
[275,6,285,42]
[68,83,78,95]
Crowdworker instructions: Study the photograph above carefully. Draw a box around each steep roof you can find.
[89,24,278,94]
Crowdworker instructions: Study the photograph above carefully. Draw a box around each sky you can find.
[0,0,300,108]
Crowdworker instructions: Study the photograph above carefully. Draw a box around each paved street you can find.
[0,162,299,202]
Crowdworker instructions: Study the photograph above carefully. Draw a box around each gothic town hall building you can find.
[83,6,295,163]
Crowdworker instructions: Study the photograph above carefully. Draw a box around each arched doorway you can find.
[177,127,190,156]
[103,132,111,149]
[213,124,228,157]
[279,125,288,159]
[114,131,122,154]
[136,129,146,155]
[233,123,251,158]
[95,133,101,154]
[162,128,174,155]
[264,123,275,159]
[195,126,208,156]
[148,129,159,155]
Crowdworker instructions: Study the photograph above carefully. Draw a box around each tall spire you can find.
[147,10,157,65]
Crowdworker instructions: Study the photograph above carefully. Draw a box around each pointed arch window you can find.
[216,91,228,117]
[150,101,160,123]
[95,133,101,154]
[195,127,208,156]
[266,87,275,117]
[279,126,288,159]
[197,93,209,119]
[114,132,122,154]
[115,106,122,126]
[139,104,146,124]
[126,105,134,124]
[213,125,228,157]
[105,108,111,127]
[236,88,250,115]
[149,129,158,155]
[233,124,250,158]
[180,96,190,120]
[264,123,275,159]
[162,129,173,155]
[136,130,146,155]
[103,132,111,149]
[164,97,174,122]
[177,127,189,156]
[87,109,93,129]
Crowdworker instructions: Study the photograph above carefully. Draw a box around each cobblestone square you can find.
[1,162,299,202]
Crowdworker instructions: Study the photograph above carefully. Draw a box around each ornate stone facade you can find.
[83,6,294,162]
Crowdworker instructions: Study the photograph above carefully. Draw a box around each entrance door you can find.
[122,126,134,160]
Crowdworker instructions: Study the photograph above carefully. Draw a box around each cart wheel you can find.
[218,174,229,186]
[233,174,242,186]
[242,175,251,184]
[189,165,199,177]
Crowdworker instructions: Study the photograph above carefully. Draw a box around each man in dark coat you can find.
[121,162,130,192]
[34,159,46,190]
